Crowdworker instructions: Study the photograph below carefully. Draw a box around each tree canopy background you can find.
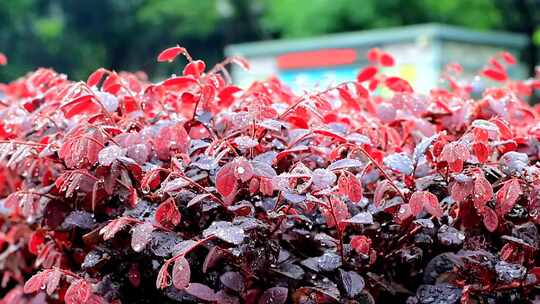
[0,0,538,82]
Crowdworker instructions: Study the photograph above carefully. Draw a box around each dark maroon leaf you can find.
[220,271,244,292]
[185,283,218,302]
[131,222,154,252]
[172,257,191,290]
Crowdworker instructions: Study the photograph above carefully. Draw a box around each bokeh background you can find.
[0,0,539,82]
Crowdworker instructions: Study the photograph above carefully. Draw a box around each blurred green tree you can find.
[0,0,225,81]
[260,0,503,38]
[0,0,538,82]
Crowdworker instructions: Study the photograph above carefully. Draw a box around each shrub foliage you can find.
[0,48,539,303]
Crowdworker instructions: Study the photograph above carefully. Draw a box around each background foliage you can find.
[0,0,539,81]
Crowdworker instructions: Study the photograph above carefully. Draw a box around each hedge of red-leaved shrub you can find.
[0,46,540,304]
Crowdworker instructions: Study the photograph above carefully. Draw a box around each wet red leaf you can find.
[65,279,91,304]
[356,66,378,82]
[155,199,181,229]
[385,77,413,93]
[157,46,186,62]
[172,257,191,290]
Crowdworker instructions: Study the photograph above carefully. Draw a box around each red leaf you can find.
[333,197,350,224]
[473,175,493,209]
[472,142,490,163]
[0,52,8,65]
[59,126,105,169]
[529,267,540,283]
[185,283,218,302]
[162,76,198,89]
[501,52,517,65]
[157,46,186,62]
[216,162,238,198]
[172,256,191,290]
[481,68,507,82]
[385,77,413,93]
[232,157,254,182]
[131,222,154,252]
[259,178,274,196]
[367,48,379,63]
[183,60,206,77]
[155,123,189,160]
[423,192,443,218]
[248,178,260,195]
[141,169,162,192]
[409,191,442,218]
[28,230,45,255]
[355,83,370,99]
[102,72,119,92]
[218,86,242,107]
[103,83,122,95]
[24,271,49,293]
[409,193,423,217]
[100,217,132,240]
[397,204,412,222]
[489,58,504,71]
[258,287,288,304]
[374,180,393,208]
[61,95,100,119]
[451,180,473,203]
[350,235,371,255]
[87,68,108,87]
[128,264,141,288]
[155,199,181,229]
[200,84,216,107]
[156,262,171,289]
[379,52,395,67]
[287,115,309,129]
[347,175,363,203]
[338,174,348,196]
[46,268,62,295]
[483,207,498,232]
[356,66,378,82]
[323,198,350,229]
[440,142,470,173]
[368,79,379,91]
[337,85,360,110]
[65,279,91,304]
[128,187,138,208]
[495,178,522,216]
[473,128,489,143]
[55,171,96,198]
[313,128,348,143]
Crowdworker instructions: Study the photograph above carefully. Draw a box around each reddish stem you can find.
[327,197,345,263]
[353,144,407,203]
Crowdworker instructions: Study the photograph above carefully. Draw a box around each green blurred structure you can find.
[226,24,528,93]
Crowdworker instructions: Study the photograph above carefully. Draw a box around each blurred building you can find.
[225,23,528,93]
